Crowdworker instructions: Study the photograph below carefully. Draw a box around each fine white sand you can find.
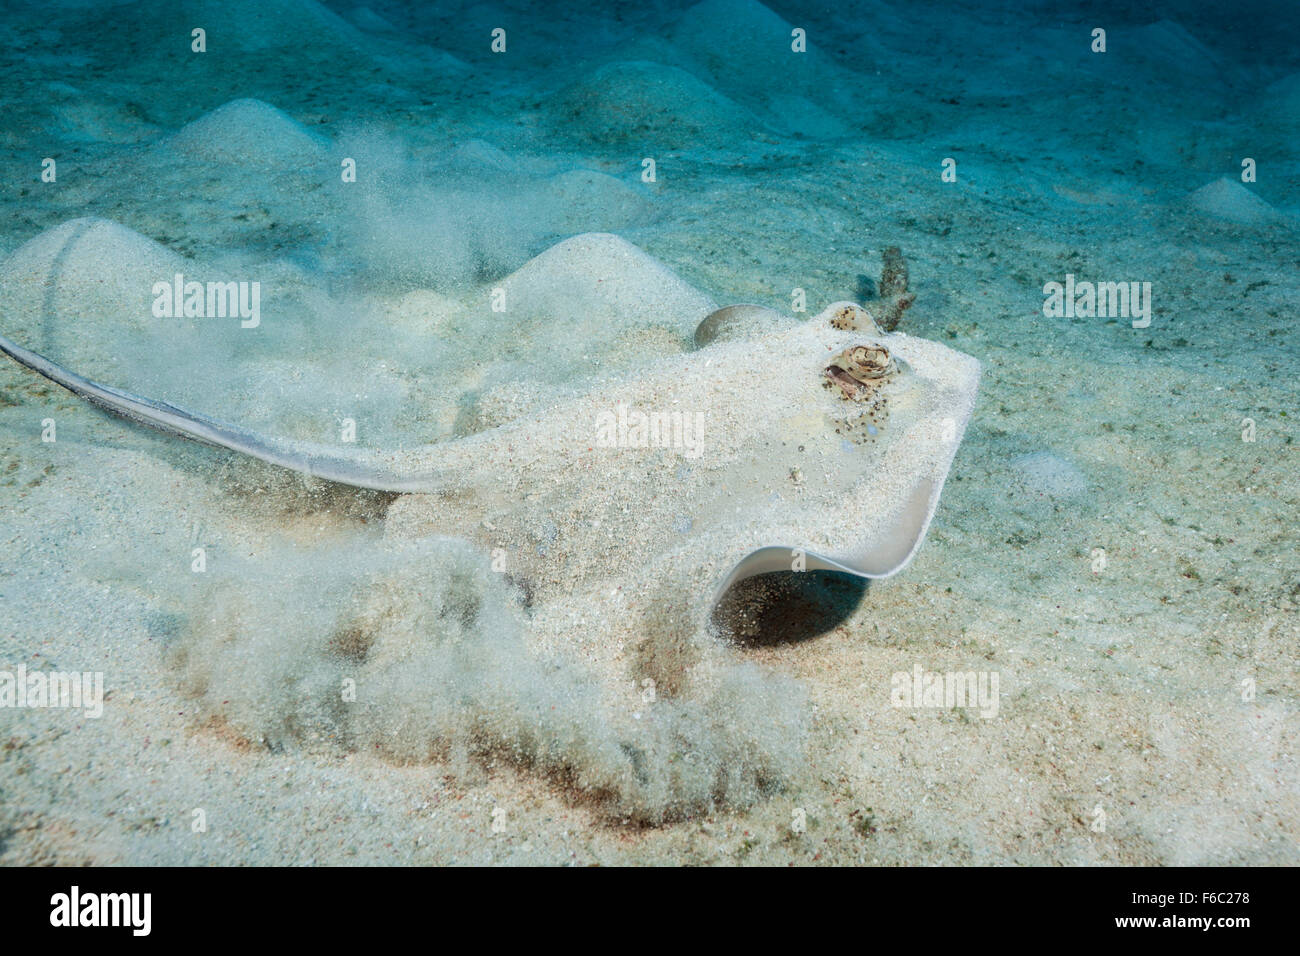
[0,0,1296,864]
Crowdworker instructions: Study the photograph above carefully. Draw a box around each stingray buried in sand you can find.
[0,231,979,625]
[0,225,980,820]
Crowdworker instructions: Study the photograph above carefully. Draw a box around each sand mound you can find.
[495,232,716,344]
[450,233,710,431]
[445,139,521,174]
[178,0,371,54]
[347,6,398,33]
[447,234,716,414]
[0,218,186,373]
[167,98,329,167]
[1187,177,1282,226]
[763,92,853,139]
[542,169,654,232]
[1125,20,1226,85]
[554,60,758,149]
[666,0,859,134]
[1250,72,1300,152]
[326,132,653,291]
[1262,72,1300,120]
[51,96,162,144]
[671,0,828,90]
[673,0,799,69]
[0,218,398,436]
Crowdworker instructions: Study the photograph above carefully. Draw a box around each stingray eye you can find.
[845,344,892,377]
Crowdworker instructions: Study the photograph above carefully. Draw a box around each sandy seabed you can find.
[0,0,1297,865]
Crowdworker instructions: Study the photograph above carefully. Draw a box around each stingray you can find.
[0,233,979,623]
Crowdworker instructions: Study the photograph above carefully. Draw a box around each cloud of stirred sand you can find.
[167,535,807,823]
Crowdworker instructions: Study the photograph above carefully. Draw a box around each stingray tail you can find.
[0,331,442,493]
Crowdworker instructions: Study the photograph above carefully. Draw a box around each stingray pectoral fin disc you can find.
[693,303,795,348]
[706,330,980,611]
[710,477,938,604]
